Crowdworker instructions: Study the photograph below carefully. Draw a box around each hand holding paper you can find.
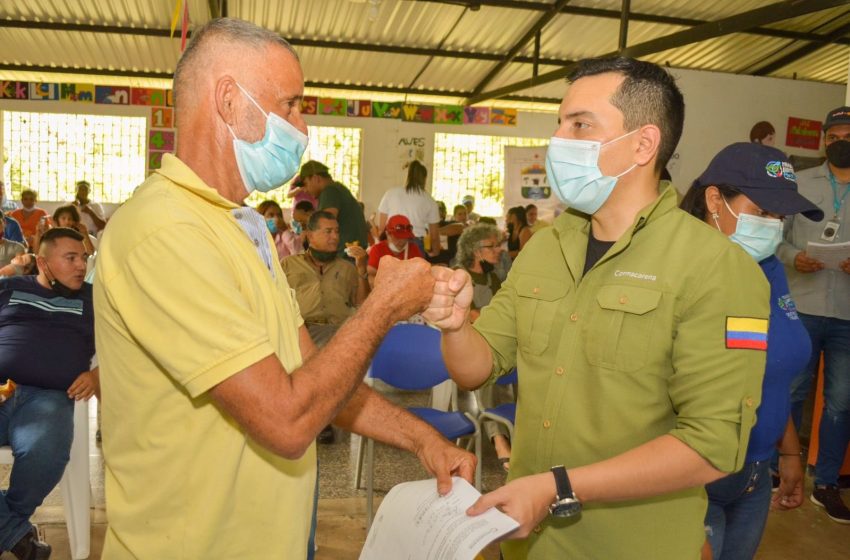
[360,477,518,560]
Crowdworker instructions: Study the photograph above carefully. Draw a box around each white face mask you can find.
[714,198,783,262]
[388,240,406,253]
[544,129,639,214]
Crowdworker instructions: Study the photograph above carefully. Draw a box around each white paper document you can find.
[806,241,850,269]
[359,477,519,560]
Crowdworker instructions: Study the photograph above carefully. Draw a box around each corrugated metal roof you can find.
[771,43,850,83]
[0,0,846,109]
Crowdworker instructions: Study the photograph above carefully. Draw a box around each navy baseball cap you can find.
[694,142,824,222]
[823,106,850,131]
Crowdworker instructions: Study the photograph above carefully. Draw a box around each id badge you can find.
[821,220,841,242]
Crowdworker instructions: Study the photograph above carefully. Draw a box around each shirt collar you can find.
[555,180,678,237]
[155,154,241,210]
[553,181,679,278]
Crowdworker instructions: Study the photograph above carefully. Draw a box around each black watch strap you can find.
[551,465,573,500]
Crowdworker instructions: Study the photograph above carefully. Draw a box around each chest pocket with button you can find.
[584,284,662,372]
[515,274,568,355]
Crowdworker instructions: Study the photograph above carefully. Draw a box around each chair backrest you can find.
[497,368,518,386]
[368,323,450,391]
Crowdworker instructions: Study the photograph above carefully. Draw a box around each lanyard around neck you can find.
[828,171,850,218]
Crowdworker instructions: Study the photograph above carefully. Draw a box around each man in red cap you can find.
[367,214,423,286]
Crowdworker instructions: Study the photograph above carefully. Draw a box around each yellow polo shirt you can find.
[95,154,315,559]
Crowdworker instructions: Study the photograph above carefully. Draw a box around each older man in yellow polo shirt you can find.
[94,18,475,559]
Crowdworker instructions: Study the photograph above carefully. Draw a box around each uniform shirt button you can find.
[745,397,754,408]
[533,525,543,534]
[570,312,578,322]
[533,287,540,294]
[619,295,628,304]
[543,420,551,429]
[555,366,564,375]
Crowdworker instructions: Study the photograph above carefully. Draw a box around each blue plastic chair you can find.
[353,323,482,527]
[475,368,518,442]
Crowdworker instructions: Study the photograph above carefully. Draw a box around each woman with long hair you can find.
[257,200,302,260]
[377,160,441,256]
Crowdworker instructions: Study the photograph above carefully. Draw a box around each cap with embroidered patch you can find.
[823,106,850,131]
[694,142,823,222]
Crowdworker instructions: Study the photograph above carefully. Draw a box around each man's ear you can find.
[214,76,239,125]
[633,124,661,168]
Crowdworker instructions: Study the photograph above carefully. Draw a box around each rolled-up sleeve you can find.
[472,270,519,383]
[668,245,769,473]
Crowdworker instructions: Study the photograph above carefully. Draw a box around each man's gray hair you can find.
[455,223,500,269]
[173,17,299,109]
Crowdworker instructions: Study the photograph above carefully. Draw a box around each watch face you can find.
[550,498,582,518]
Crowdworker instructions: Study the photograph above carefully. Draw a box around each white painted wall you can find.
[303,111,557,217]
[670,67,845,191]
[307,68,845,216]
[1,66,846,219]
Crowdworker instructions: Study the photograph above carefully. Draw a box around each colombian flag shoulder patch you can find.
[726,317,768,350]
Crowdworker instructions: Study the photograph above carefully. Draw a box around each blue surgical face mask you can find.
[544,130,638,215]
[716,198,783,262]
[265,218,279,235]
[227,82,308,194]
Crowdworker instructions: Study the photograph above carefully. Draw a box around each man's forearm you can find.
[568,435,726,503]
[354,273,370,305]
[333,383,441,454]
[287,296,399,432]
[212,294,402,459]
[441,322,494,390]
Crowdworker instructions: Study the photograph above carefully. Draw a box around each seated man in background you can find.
[281,211,369,348]
[72,181,106,235]
[429,202,465,266]
[300,161,368,257]
[462,195,481,223]
[0,227,98,560]
[0,181,19,213]
[0,215,26,269]
[291,200,315,236]
[367,214,423,286]
[282,210,369,444]
[9,191,48,248]
[0,186,25,247]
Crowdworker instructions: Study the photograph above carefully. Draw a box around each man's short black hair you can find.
[294,200,315,213]
[38,227,85,256]
[307,210,337,231]
[568,57,684,173]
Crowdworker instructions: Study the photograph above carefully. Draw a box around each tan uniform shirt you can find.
[281,253,358,325]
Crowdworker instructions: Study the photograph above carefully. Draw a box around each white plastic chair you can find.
[0,398,91,559]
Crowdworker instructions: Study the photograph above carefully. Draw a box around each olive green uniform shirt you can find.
[473,184,769,560]
[281,254,357,325]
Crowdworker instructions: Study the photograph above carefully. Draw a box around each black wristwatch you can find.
[549,465,582,518]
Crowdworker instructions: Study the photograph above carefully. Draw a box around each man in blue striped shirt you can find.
[0,227,97,560]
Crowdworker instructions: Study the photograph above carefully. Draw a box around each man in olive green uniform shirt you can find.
[425,57,769,559]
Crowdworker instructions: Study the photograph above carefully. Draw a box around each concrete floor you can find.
[4,393,850,559]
